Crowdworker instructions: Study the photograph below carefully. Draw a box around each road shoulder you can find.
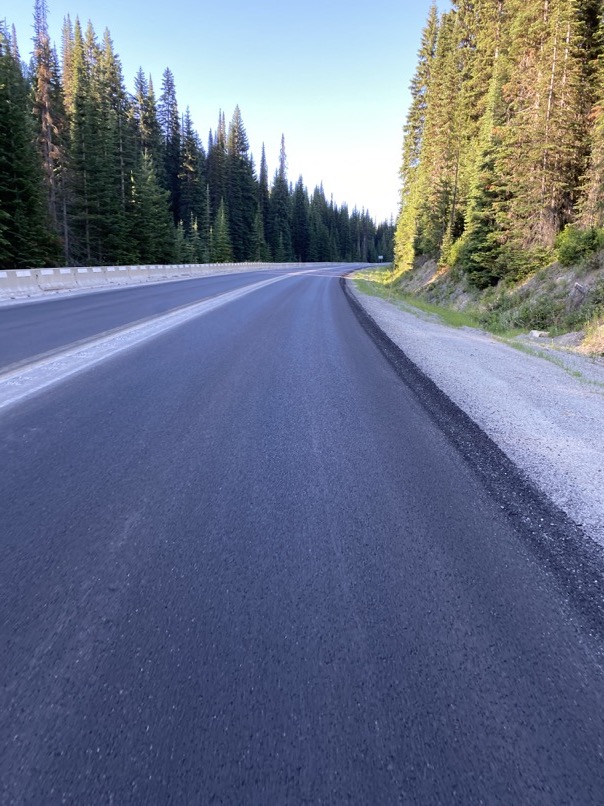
[346,278,604,547]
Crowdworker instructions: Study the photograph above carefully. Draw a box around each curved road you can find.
[0,269,293,371]
[1,266,604,803]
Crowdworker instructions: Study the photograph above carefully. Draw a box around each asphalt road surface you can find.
[2,266,604,804]
[0,269,290,371]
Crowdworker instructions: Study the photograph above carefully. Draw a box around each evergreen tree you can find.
[96,28,137,263]
[130,150,174,263]
[65,18,96,262]
[226,105,257,260]
[395,3,439,271]
[186,214,203,262]
[291,176,310,261]
[198,183,211,262]
[413,10,466,257]
[268,134,293,260]
[179,106,205,234]
[258,142,271,257]
[250,208,270,261]
[211,198,233,262]
[575,5,604,227]
[395,0,596,281]
[0,23,55,267]
[207,111,227,220]
[498,0,587,248]
[2,8,389,271]
[158,67,180,224]
[309,186,332,261]
[32,0,66,251]
[454,57,509,287]
[61,14,75,114]
[130,69,163,174]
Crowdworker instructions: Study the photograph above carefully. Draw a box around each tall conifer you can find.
[158,67,180,224]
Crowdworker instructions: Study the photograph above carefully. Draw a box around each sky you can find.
[7,0,447,223]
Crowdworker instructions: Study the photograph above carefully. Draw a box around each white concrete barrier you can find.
[6,269,39,296]
[36,268,73,291]
[114,266,130,284]
[0,261,359,301]
[148,265,165,281]
[75,267,106,288]
[104,266,120,284]
[57,268,78,290]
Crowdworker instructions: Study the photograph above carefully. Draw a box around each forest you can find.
[395,0,604,288]
[0,2,394,270]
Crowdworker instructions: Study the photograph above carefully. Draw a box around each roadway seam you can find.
[0,273,290,412]
[0,288,250,379]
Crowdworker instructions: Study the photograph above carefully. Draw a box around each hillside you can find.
[392,0,604,355]
[408,251,604,355]
[359,250,604,356]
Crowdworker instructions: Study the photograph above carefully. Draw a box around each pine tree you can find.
[257,143,271,258]
[250,208,270,261]
[309,186,332,261]
[211,198,233,262]
[96,28,137,263]
[291,176,310,261]
[454,57,509,287]
[395,5,439,271]
[498,0,588,249]
[413,10,467,257]
[61,15,75,114]
[226,105,257,260]
[186,214,203,262]
[66,18,97,263]
[577,7,604,227]
[0,23,55,267]
[32,0,66,250]
[179,107,205,235]
[207,111,227,220]
[268,134,293,260]
[130,150,174,263]
[395,0,594,280]
[158,67,180,224]
[2,9,391,272]
[198,183,211,262]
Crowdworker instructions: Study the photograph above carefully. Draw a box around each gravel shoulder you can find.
[349,281,604,545]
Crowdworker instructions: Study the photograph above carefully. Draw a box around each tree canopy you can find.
[395,0,604,288]
[0,4,393,269]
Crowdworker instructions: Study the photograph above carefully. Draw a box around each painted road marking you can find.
[0,273,292,412]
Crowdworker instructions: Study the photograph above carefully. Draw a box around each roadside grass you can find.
[354,273,481,329]
[499,337,604,388]
[579,315,604,356]
[499,338,583,378]
[353,271,604,388]
[354,271,573,339]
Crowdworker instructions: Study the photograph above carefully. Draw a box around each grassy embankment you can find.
[354,251,604,356]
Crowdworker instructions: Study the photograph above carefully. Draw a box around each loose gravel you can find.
[350,281,604,545]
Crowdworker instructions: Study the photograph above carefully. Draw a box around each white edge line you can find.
[0,273,290,412]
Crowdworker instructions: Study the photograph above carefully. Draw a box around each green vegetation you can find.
[355,258,604,353]
[395,0,604,286]
[355,269,481,329]
[555,227,604,267]
[392,0,604,354]
[0,2,394,269]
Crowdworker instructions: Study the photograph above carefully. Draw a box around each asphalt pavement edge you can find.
[341,274,604,640]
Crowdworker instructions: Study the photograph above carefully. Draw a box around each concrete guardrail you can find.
[0,261,340,301]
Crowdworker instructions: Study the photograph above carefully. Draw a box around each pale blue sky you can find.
[7,0,446,222]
